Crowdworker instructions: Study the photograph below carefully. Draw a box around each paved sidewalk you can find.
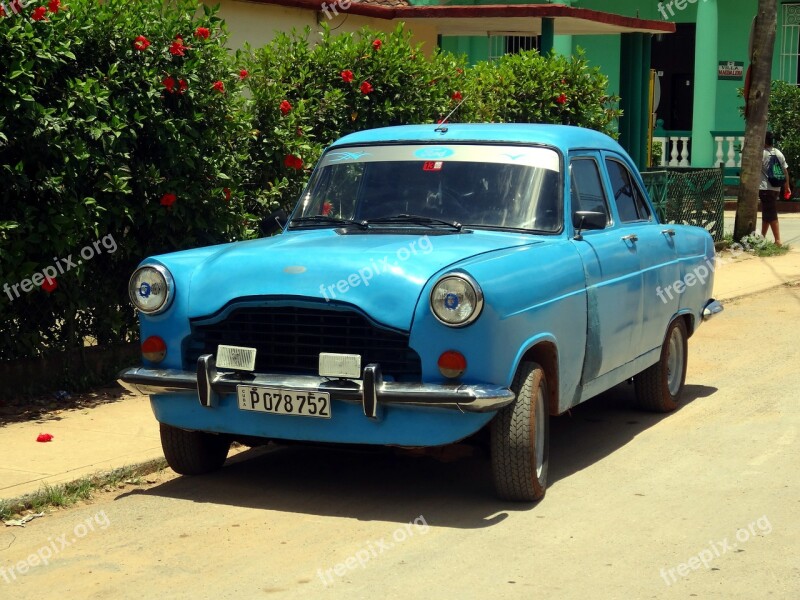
[1,238,799,502]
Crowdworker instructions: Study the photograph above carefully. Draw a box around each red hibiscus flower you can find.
[322,201,333,216]
[133,35,151,51]
[47,0,60,13]
[31,6,47,20]
[0,4,5,16]
[178,79,188,94]
[239,69,249,80]
[284,155,303,170]
[212,80,225,94]
[162,76,176,93]
[280,100,292,116]
[169,37,187,56]
[372,39,382,51]
[341,70,354,83]
[194,26,210,39]
[223,188,231,201]
[10,0,21,13]
[160,193,177,207]
[360,81,373,95]
[451,91,463,102]
[41,278,57,293]
[556,93,567,105]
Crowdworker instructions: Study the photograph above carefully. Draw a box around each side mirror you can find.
[260,209,288,237]
[573,210,607,240]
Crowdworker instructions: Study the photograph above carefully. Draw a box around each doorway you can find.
[651,24,696,131]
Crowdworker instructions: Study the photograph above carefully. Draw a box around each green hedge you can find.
[0,5,621,370]
[0,0,249,363]
[769,81,800,187]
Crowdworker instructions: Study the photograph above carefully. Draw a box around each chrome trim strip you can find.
[702,299,724,321]
[118,366,515,413]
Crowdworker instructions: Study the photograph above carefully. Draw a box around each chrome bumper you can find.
[702,299,724,321]
[118,355,515,418]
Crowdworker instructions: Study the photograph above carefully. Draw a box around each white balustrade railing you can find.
[714,134,745,168]
[653,134,691,167]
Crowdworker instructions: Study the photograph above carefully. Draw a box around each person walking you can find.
[760,131,790,246]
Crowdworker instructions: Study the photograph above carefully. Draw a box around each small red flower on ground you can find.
[284,155,303,170]
[212,80,225,93]
[41,278,57,293]
[31,6,46,20]
[160,193,177,207]
[341,70,354,83]
[36,433,54,442]
[223,188,232,201]
[134,35,151,51]
[556,93,567,104]
[162,76,176,93]
[169,37,187,56]
[178,79,188,94]
[47,0,60,13]
[239,69,249,80]
[360,81,373,95]
[194,26,210,39]
[451,91,463,102]
[280,100,292,115]
[372,39,382,50]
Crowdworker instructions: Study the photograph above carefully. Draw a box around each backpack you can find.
[766,151,787,188]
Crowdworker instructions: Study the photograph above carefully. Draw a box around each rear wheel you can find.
[160,423,231,475]
[635,318,688,412]
[491,361,550,502]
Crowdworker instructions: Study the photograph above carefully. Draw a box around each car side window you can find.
[606,159,651,222]
[570,158,610,228]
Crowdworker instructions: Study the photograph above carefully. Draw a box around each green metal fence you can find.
[641,167,725,242]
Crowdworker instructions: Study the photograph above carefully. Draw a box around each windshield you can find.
[290,144,562,232]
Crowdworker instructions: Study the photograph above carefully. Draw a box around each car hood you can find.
[158,229,543,331]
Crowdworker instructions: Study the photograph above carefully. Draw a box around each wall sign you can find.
[718,61,744,80]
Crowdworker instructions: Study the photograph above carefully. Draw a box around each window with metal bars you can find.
[488,34,540,63]
[780,3,800,84]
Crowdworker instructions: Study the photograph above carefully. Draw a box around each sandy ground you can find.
[2,285,800,600]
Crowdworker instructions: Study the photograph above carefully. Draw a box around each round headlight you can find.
[430,273,483,327]
[128,265,174,315]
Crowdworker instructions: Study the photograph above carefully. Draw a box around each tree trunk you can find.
[734,0,778,241]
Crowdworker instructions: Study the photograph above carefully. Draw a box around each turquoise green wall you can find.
[439,36,489,64]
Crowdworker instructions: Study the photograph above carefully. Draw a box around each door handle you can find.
[621,234,639,243]
[661,228,676,237]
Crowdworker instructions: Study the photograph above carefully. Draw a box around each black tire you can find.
[160,423,231,475]
[491,361,550,502]
[635,318,688,412]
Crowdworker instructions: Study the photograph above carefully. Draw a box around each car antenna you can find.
[434,95,466,132]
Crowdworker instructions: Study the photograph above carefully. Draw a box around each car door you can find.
[569,153,643,384]
[603,155,680,355]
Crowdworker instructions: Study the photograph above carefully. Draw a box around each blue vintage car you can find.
[119,124,722,501]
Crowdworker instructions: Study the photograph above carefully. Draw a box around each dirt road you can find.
[2,285,799,600]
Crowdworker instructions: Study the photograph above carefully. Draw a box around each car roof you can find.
[330,123,626,155]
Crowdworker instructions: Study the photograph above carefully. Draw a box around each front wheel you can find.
[490,361,550,502]
[634,318,688,412]
[160,423,231,475]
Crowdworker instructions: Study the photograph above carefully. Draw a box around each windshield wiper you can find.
[364,214,463,231]
[289,215,368,229]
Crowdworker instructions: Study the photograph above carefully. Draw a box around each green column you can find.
[541,18,554,55]
[619,34,633,153]
[640,34,653,169]
[629,34,644,168]
[691,0,718,167]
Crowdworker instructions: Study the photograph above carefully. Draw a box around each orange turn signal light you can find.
[141,336,167,363]
[438,350,467,379]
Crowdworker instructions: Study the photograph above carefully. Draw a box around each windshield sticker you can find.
[414,147,455,160]
[328,151,370,163]
[423,161,444,171]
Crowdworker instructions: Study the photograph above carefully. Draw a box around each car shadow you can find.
[122,382,716,529]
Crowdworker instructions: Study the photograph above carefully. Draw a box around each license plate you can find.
[237,386,331,419]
